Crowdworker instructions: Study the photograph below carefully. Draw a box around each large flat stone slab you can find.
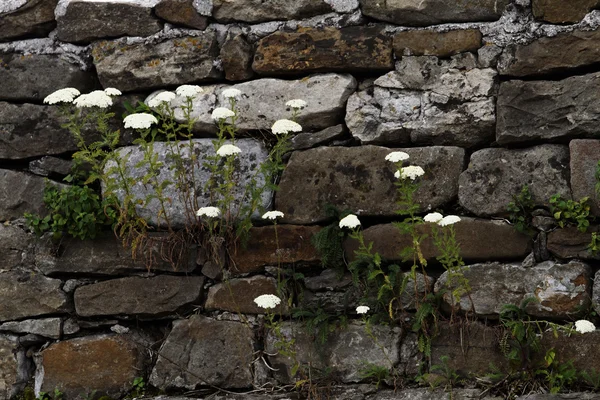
[346,56,496,148]
[36,334,149,399]
[0,0,58,42]
[497,74,600,145]
[359,0,509,26]
[458,145,571,217]
[0,170,53,221]
[253,26,393,75]
[498,30,600,77]
[393,29,482,58]
[92,34,221,92]
[0,224,32,269]
[205,275,284,314]
[155,0,207,30]
[74,275,204,317]
[276,145,465,224]
[212,0,332,23]
[532,0,600,23]
[434,260,591,319]
[150,315,254,389]
[0,318,61,339]
[547,227,600,261]
[570,139,600,215]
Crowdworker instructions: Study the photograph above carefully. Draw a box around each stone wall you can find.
[2,0,600,399]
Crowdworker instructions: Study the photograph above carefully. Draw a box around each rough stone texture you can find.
[540,331,600,379]
[498,30,600,77]
[532,0,600,24]
[0,334,29,400]
[0,170,50,221]
[371,389,500,399]
[360,0,510,26]
[0,224,32,269]
[517,394,600,400]
[212,0,332,23]
[230,225,321,274]
[74,275,204,317]
[29,156,72,178]
[253,26,393,75]
[155,0,207,30]
[497,74,600,145]
[0,0,58,42]
[92,34,221,92]
[104,138,270,228]
[0,53,99,101]
[56,1,162,43]
[393,29,482,58]
[458,145,571,217]
[0,318,61,339]
[220,33,254,81]
[276,145,465,224]
[205,275,284,314]
[547,227,600,260]
[570,139,600,215]
[346,56,496,148]
[0,270,70,322]
[290,124,347,151]
[266,322,401,384]
[171,73,356,133]
[345,218,531,264]
[431,321,508,377]
[36,334,149,399]
[434,261,591,319]
[150,315,254,389]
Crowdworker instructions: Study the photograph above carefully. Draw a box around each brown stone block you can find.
[155,0,208,30]
[205,275,285,314]
[393,29,482,58]
[0,0,58,42]
[532,0,600,24]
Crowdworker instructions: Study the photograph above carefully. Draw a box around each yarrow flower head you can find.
[148,91,176,108]
[222,88,242,99]
[439,215,461,227]
[73,90,113,108]
[196,206,221,218]
[356,305,370,314]
[262,211,284,220]
[176,85,203,98]
[211,107,235,121]
[575,319,596,334]
[123,113,158,129]
[395,165,425,181]
[424,212,443,224]
[254,294,281,309]
[104,87,122,96]
[385,151,410,163]
[216,144,242,157]
[271,119,302,135]
[43,88,80,104]
[339,214,361,229]
[286,99,307,109]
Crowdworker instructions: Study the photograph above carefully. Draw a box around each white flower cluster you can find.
[196,206,221,218]
[356,305,370,314]
[216,144,242,157]
[575,319,596,334]
[395,165,425,181]
[262,210,284,220]
[211,107,235,121]
[73,90,113,108]
[272,119,302,135]
[43,88,80,104]
[148,91,176,108]
[222,88,242,99]
[254,294,281,309]
[339,214,361,229]
[424,212,461,226]
[176,85,203,98]
[286,99,307,109]
[104,88,122,96]
[123,113,158,129]
[385,151,410,163]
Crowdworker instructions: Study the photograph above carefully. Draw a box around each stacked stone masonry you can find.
[2,0,600,399]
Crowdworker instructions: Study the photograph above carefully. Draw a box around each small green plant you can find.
[507,185,535,234]
[359,363,390,388]
[311,205,348,271]
[580,368,600,390]
[428,355,463,390]
[588,231,600,255]
[536,348,577,394]
[292,306,347,345]
[37,389,63,400]
[595,160,600,197]
[130,377,145,398]
[549,194,592,232]
[499,299,543,369]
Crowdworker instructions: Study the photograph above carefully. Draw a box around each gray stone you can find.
[92,34,221,92]
[212,0,332,23]
[477,43,502,68]
[104,138,270,228]
[290,125,347,151]
[276,145,465,224]
[220,33,254,81]
[29,157,72,178]
[56,1,162,43]
[205,275,284,314]
[0,224,32,269]
[360,0,510,26]
[393,29,482,58]
[266,321,402,384]
[346,56,496,148]
[0,318,61,339]
[458,145,571,217]
[0,170,47,221]
[434,260,591,319]
[371,388,499,399]
[0,53,99,102]
[497,74,600,145]
[570,139,600,215]
[517,394,600,400]
[325,0,359,13]
[304,269,353,291]
[0,0,58,42]
[498,30,600,77]
[155,0,208,30]
[548,227,600,260]
[0,334,30,400]
[74,275,204,317]
[150,315,254,389]
[0,270,70,322]
[36,334,149,399]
